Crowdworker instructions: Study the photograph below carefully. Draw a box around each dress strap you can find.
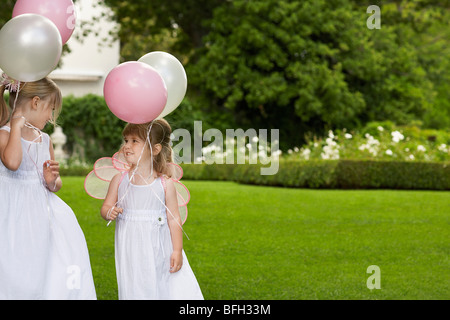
[119,171,127,185]
[160,175,167,194]
[0,125,11,132]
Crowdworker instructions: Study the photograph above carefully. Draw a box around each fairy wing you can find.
[166,163,190,225]
[84,156,129,199]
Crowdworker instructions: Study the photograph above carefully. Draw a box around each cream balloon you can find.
[0,14,62,82]
[138,52,187,118]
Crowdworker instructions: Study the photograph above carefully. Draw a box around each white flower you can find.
[438,144,448,152]
[391,131,404,143]
[288,149,293,154]
[344,133,352,139]
[157,216,165,226]
[368,137,380,146]
[385,149,393,156]
[325,137,337,146]
[252,136,259,143]
[273,150,282,156]
[409,154,415,160]
[417,145,426,152]
[258,150,268,160]
[377,126,384,132]
[328,130,335,139]
[294,147,299,152]
[404,148,410,152]
[358,134,380,156]
[301,148,311,160]
[321,144,339,160]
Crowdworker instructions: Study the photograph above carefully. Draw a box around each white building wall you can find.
[49,0,120,97]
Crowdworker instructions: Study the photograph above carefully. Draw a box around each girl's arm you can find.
[101,173,123,221]
[165,178,183,273]
[43,137,62,192]
[0,117,26,171]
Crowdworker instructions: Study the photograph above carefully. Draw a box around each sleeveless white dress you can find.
[0,126,96,300]
[115,173,203,300]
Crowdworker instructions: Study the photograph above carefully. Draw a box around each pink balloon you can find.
[104,62,168,124]
[13,0,77,44]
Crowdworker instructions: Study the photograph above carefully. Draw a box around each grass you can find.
[58,177,450,300]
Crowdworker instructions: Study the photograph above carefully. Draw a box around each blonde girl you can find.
[0,75,96,299]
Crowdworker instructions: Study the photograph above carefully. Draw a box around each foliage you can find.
[101,0,224,60]
[80,1,450,149]
[2,1,449,157]
[44,94,126,162]
[179,160,450,190]
[287,121,450,163]
[188,0,444,150]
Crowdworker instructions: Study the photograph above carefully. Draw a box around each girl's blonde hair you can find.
[122,119,174,178]
[0,77,62,127]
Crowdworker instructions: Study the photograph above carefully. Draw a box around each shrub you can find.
[286,121,450,163]
[44,94,125,163]
[179,160,449,190]
[336,160,450,190]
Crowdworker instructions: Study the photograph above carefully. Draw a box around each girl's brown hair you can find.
[122,119,174,177]
[0,77,62,127]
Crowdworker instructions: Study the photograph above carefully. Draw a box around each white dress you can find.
[0,126,96,300]
[115,173,203,300]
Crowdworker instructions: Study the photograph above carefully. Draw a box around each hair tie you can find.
[0,73,20,93]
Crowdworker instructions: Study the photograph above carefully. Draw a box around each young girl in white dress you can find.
[0,75,96,299]
[101,120,203,300]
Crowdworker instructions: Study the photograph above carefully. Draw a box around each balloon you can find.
[13,0,77,44]
[104,62,168,124]
[0,14,62,82]
[138,52,187,118]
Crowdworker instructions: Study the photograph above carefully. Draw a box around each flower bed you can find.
[285,121,449,163]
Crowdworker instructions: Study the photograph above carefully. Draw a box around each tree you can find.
[352,0,450,129]
[188,0,437,148]
[0,1,16,27]
[101,0,224,61]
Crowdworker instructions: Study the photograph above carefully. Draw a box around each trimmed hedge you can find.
[180,160,450,190]
[335,160,450,190]
[62,160,450,190]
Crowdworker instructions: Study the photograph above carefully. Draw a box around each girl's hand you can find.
[106,206,123,221]
[10,115,26,129]
[43,160,60,190]
[170,251,183,273]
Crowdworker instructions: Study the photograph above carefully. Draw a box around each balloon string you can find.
[106,122,154,226]
[106,122,188,238]
[147,179,190,240]
[22,122,71,265]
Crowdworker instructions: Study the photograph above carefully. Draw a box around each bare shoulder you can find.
[111,172,124,184]
[162,175,177,198]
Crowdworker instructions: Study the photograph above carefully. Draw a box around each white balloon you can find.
[0,14,62,82]
[138,51,187,118]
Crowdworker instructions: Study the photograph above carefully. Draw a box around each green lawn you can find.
[58,177,450,300]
